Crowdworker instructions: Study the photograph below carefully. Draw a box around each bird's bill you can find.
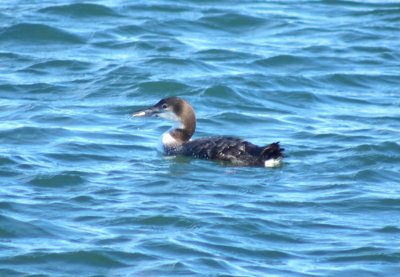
[131,106,160,117]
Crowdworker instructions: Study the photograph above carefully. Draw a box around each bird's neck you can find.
[166,104,196,145]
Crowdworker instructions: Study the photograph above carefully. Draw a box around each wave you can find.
[199,12,266,32]
[28,173,85,187]
[0,214,54,238]
[253,55,315,68]
[26,60,92,71]
[39,3,119,17]
[0,23,84,45]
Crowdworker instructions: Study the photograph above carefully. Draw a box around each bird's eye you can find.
[162,104,168,109]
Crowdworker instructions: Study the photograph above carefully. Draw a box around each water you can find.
[1,0,400,276]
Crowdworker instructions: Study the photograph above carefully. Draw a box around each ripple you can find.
[39,3,119,17]
[142,57,214,74]
[26,60,92,71]
[105,24,146,36]
[375,225,400,234]
[199,13,266,32]
[4,250,126,268]
[254,54,314,68]
[2,1,400,276]
[353,141,400,153]
[28,173,85,187]
[44,152,119,163]
[135,80,192,95]
[194,239,292,260]
[0,126,71,145]
[125,3,192,13]
[327,249,400,263]
[0,23,85,45]
[0,156,17,166]
[316,73,399,89]
[0,215,54,238]
[201,85,250,105]
[195,48,257,61]
[0,269,26,277]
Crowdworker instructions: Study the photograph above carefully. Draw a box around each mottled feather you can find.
[165,136,284,166]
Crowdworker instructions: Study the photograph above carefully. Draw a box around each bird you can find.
[132,96,284,167]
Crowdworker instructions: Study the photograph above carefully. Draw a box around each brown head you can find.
[132,96,196,143]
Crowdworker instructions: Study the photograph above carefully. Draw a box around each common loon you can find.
[132,97,284,167]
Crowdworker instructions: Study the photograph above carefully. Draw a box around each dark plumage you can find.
[132,97,284,167]
[168,137,283,167]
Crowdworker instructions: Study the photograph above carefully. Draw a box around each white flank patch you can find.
[264,158,283,168]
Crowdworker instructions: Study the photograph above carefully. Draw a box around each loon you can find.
[132,97,284,167]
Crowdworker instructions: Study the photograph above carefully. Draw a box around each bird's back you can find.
[166,136,283,166]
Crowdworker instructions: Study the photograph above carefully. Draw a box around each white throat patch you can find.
[162,132,178,147]
[158,110,180,122]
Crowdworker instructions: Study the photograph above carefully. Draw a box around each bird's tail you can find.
[258,142,284,167]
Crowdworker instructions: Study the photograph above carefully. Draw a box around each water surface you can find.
[1,0,400,276]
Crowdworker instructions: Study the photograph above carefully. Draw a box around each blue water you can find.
[1,1,400,276]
